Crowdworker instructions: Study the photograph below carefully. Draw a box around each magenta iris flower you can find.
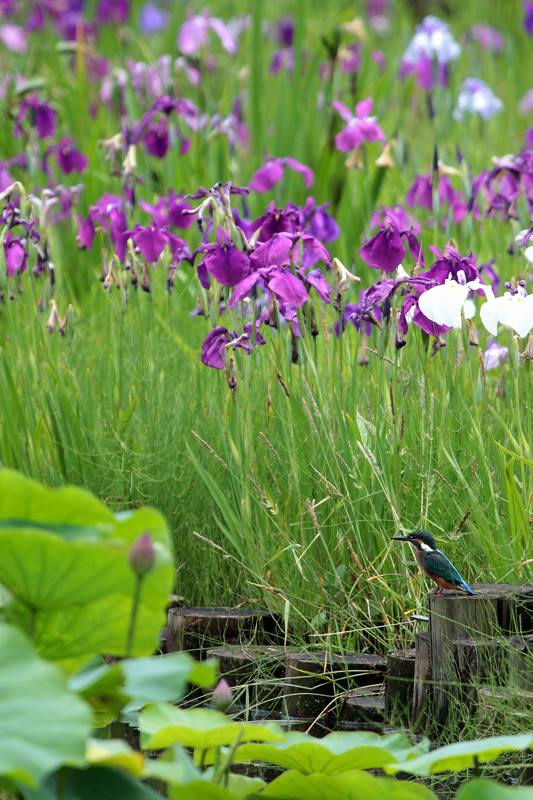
[178,12,237,55]
[249,157,314,193]
[332,99,385,152]
[0,24,27,52]
[4,234,28,276]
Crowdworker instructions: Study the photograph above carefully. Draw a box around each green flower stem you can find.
[125,574,143,658]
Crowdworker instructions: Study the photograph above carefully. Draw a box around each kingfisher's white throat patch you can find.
[416,540,435,552]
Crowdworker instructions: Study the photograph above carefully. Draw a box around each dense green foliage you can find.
[0,2,531,649]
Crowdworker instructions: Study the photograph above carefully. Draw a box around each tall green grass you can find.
[0,0,531,657]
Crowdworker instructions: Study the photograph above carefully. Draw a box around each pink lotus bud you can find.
[212,678,233,711]
[128,533,155,577]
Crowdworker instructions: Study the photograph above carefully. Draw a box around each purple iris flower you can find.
[301,197,339,243]
[270,49,295,74]
[480,260,500,293]
[50,138,88,174]
[360,217,423,273]
[4,234,28,276]
[468,24,504,53]
[332,98,385,152]
[178,12,237,55]
[249,157,314,193]
[140,2,168,34]
[77,194,126,252]
[96,0,130,24]
[303,268,331,303]
[524,2,533,35]
[143,117,169,158]
[276,16,294,47]
[140,193,195,230]
[16,95,56,139]
[201,326,232,369]
[201,324,265,369]
[406,175,433,211]
[132,224,168,262]
[268,267,309,307]
[371,205,420,235]
[339,44,361,74]
[249,206,295,242]
[201,228,251,287]
[406,174,470,224]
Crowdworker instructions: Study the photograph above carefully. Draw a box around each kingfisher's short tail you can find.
[459,580,475,596]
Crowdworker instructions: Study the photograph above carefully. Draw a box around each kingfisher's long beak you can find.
[392,536,410,541]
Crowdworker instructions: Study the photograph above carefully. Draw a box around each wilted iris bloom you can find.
[332,98,385,152]
[201,324,265,369]
[454,78,503,121]
[483,339,509,370]
[400,16,460,89]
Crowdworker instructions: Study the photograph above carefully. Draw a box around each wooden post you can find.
[166,607,280,656]
[384,648,416,726]
[338,688,385,732]
[429,584,533,725]
[281,651,385,721]
[509,634,533,691]
[412,631,431,729]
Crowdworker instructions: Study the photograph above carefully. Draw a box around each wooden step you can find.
[338,688,385,731]
[166,607,281,656]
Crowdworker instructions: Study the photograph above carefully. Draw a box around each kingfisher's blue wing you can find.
[421,549,473,592]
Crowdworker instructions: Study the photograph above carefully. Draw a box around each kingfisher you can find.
[392,530,475,595]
